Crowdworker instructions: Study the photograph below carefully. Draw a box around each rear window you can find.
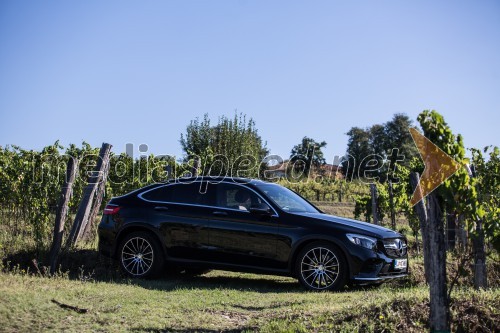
[141,185,173,202]
[141,182,215,206]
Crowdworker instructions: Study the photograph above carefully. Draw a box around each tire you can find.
[295,241,348,291]
[118,231,164,278]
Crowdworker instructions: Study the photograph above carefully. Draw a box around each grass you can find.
[1,203,499,332]
[0,269,498,333]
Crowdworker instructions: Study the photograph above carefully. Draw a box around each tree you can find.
[343,127,372,179]
[384,113,419,168]
[343,113,418,181]
[289,137,327,178]
[180,113,268,178]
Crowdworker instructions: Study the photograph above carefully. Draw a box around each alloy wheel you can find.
[121,237,154,276]
[300,246,340,290]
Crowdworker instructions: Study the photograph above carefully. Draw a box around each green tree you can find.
[343,127,372,179]
[180,113,268,178]
[384,113,419,168]
[289,137,327,178]
[343,113,418,181]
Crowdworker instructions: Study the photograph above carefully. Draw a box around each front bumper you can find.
[353,273,408,284]
[347,245,409,284]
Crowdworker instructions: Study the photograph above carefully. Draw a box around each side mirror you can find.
[249,203,272,215]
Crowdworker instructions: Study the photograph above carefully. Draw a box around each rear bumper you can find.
[97,216,117,258]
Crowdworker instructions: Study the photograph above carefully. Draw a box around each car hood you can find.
[295,212,402,238]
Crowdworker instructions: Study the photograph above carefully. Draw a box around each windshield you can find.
[257,184,320,213]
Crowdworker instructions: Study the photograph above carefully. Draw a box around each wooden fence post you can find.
[465,164,487,290]
[410,172,430,282]
[473,219,488,289]
[81,146,112,241]
[49,157,77,274]
[426,193,450,331]
[410,172,450,331]
[66,143,112,248]
[388,180,396,231]
[370,183,378,225]
[446,211,457,250]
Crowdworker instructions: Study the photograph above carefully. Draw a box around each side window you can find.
[140,182,215,206]
[170,182,215,206]
[216,184,262,211]
[141,185,173,202]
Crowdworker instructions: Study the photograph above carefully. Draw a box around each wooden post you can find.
[388,180,396,231]
[466,164,487,289]
[410,172,450,331]
[426,193,450,332]
[473,219,488,289]
[49,157,77,275]
[66,143,112,248]
[81,146,112,241]
[370,183,378,225]
[409,172,430,282]
[456,214,467,249]
[446,211,457,250]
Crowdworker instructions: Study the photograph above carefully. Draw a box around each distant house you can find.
[264,160,288,179]
[264,161,343,180]
[317,163,344,179]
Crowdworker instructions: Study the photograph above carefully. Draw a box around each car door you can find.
[207,182,280,268]
[140,181,214,260]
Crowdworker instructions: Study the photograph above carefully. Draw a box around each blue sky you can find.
[1,0,499,163]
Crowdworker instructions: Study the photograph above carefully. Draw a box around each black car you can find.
[98,177,408,291]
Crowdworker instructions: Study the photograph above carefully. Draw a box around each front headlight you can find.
[346,234,378,250]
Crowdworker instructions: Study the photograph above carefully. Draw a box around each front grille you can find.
[383,238,407,258]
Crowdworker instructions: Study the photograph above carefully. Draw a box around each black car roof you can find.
[161,176,267,186]
[128,176,268,194]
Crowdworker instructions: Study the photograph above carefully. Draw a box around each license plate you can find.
[394,259,407,270]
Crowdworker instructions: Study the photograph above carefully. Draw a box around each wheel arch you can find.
[114,223,167,259]
[288,236,352,278]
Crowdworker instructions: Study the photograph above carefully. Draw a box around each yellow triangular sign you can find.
[409,128,461,206]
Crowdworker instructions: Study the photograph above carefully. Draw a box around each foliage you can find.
[179,113,268,178]
[278,178,370,203]
[0,142,179,251]
[289,137,327,177]
[384,113,420,167]
[353,183,388,223]
[343,113,418,181]
[471,146,500,252]
[343,126,372,180]
[417,110,482,227]
[0,142,66,249]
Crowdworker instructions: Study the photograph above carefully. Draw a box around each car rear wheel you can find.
[119,231,164,278]
[295,242,347,291]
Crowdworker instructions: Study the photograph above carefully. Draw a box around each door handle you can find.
[154,206,169,211]
[212,211,228,217]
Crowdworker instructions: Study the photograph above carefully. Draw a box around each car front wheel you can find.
[295,242,347,291]
[119,231,164,278]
